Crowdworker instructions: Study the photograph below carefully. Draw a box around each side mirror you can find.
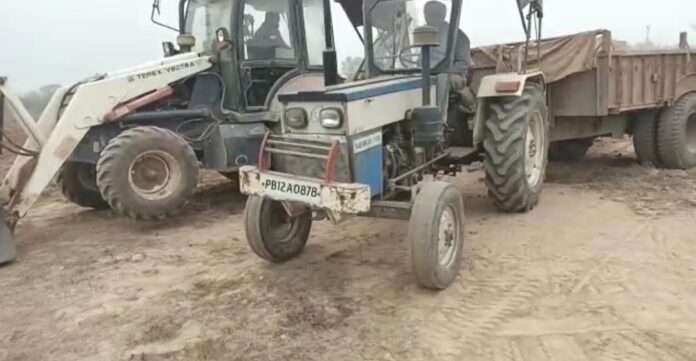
[162,42,178,57]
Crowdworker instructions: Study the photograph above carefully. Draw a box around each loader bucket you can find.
[0,218,16,264]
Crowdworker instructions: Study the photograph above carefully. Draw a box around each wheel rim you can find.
[525,110,545,186]
[437,205,459,267]
[128,150,181,201]
[686,114,696,154]
[265,201,300,243]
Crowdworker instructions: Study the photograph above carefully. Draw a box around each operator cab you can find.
[175,0,327,112]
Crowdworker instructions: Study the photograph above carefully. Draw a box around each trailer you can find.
[469,29,696,167]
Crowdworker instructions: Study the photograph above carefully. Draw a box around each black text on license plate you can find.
[264,179,320,198]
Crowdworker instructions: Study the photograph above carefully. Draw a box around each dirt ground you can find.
[2,137,696,361]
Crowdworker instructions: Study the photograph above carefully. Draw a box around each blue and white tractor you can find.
[240,0,548,289]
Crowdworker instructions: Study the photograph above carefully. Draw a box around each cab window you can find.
[243,1,295,60]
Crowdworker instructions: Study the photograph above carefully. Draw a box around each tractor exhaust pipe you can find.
[322,0,338,86]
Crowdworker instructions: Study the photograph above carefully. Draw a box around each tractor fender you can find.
[472,71,546,146]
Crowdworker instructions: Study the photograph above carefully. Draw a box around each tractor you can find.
[239,0,548,289]
[0,0,340,264]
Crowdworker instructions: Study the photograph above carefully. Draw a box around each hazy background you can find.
[1,0,695,94]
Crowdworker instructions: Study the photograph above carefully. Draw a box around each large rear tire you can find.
[483,84,549,213]
[96,126,199,221]
[244,196,312,263]
[632,112,661,167]
[409,181,465,290]
[657,93,696,169]
[549,139,593,162]
[58,161,109,210]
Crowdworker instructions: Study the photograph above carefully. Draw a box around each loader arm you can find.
[0,53,213,222]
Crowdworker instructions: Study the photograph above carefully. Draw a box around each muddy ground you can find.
[1,138,696,361]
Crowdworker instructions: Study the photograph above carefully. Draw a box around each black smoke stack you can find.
[322,0,338,86]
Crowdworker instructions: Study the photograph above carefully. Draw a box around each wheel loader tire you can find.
[96,126,198,221]
[657,93,696,169]
[409,181,464,290]
[632,112,661,167]
[548,139,593,162]
[483,84,549,213]
[244,196,312,263]
[57,161,109,210]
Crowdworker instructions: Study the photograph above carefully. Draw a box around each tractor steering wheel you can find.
[398,45,446,68]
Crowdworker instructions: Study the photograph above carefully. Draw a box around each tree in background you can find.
[341,56,363,78]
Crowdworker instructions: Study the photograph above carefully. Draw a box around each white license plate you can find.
[259,173,323,204]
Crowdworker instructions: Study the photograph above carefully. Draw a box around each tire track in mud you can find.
[416,241,545,359]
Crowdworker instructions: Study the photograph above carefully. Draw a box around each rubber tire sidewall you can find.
[58,161,110,210]
[244,196,312,263]
[549,139,593,163]
[96,127,199,221]
[409,181,465,290]
[632,111,661,167]
[657,93,696,169]
[483,84,549,213]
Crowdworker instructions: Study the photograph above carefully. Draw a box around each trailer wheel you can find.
[632,112,661,166]
[58,161,109,210]
[657,93,696,169]
[549,138,594,162]
[96,126,198,221]
[244,196,312,263]
[409,181,464,290]
[483,84,549,213]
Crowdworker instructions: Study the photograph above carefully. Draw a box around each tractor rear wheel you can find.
[96,126,198,221]
[657,93,696,169]
[632,112,661,167]
[58,161,109,210]
[549,138,594,162]
[409,181,465,290]
[244,196,312,263]
[483,84,549,213]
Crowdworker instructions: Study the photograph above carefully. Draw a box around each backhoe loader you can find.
[0,0,337,264]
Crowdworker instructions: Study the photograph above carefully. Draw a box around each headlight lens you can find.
[285,108,307,129]
[320,108,343,129]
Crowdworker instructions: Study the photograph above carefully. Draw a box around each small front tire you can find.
[244,196,313,263]
[409,181,465,290]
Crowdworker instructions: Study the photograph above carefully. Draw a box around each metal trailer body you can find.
[469,30,696,145]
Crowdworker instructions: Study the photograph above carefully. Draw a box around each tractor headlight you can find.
[285,108,308,129]
[320,108,343,129]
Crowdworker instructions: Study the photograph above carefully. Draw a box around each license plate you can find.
[259,173,322,204]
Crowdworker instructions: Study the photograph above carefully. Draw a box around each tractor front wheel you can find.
[409,181,465,290]
[96,126,199,221]
[483,84,549,213]
[58,161,109,210]
[244,196,313,263]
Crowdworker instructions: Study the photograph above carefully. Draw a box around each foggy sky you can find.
[1,0,695,92]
